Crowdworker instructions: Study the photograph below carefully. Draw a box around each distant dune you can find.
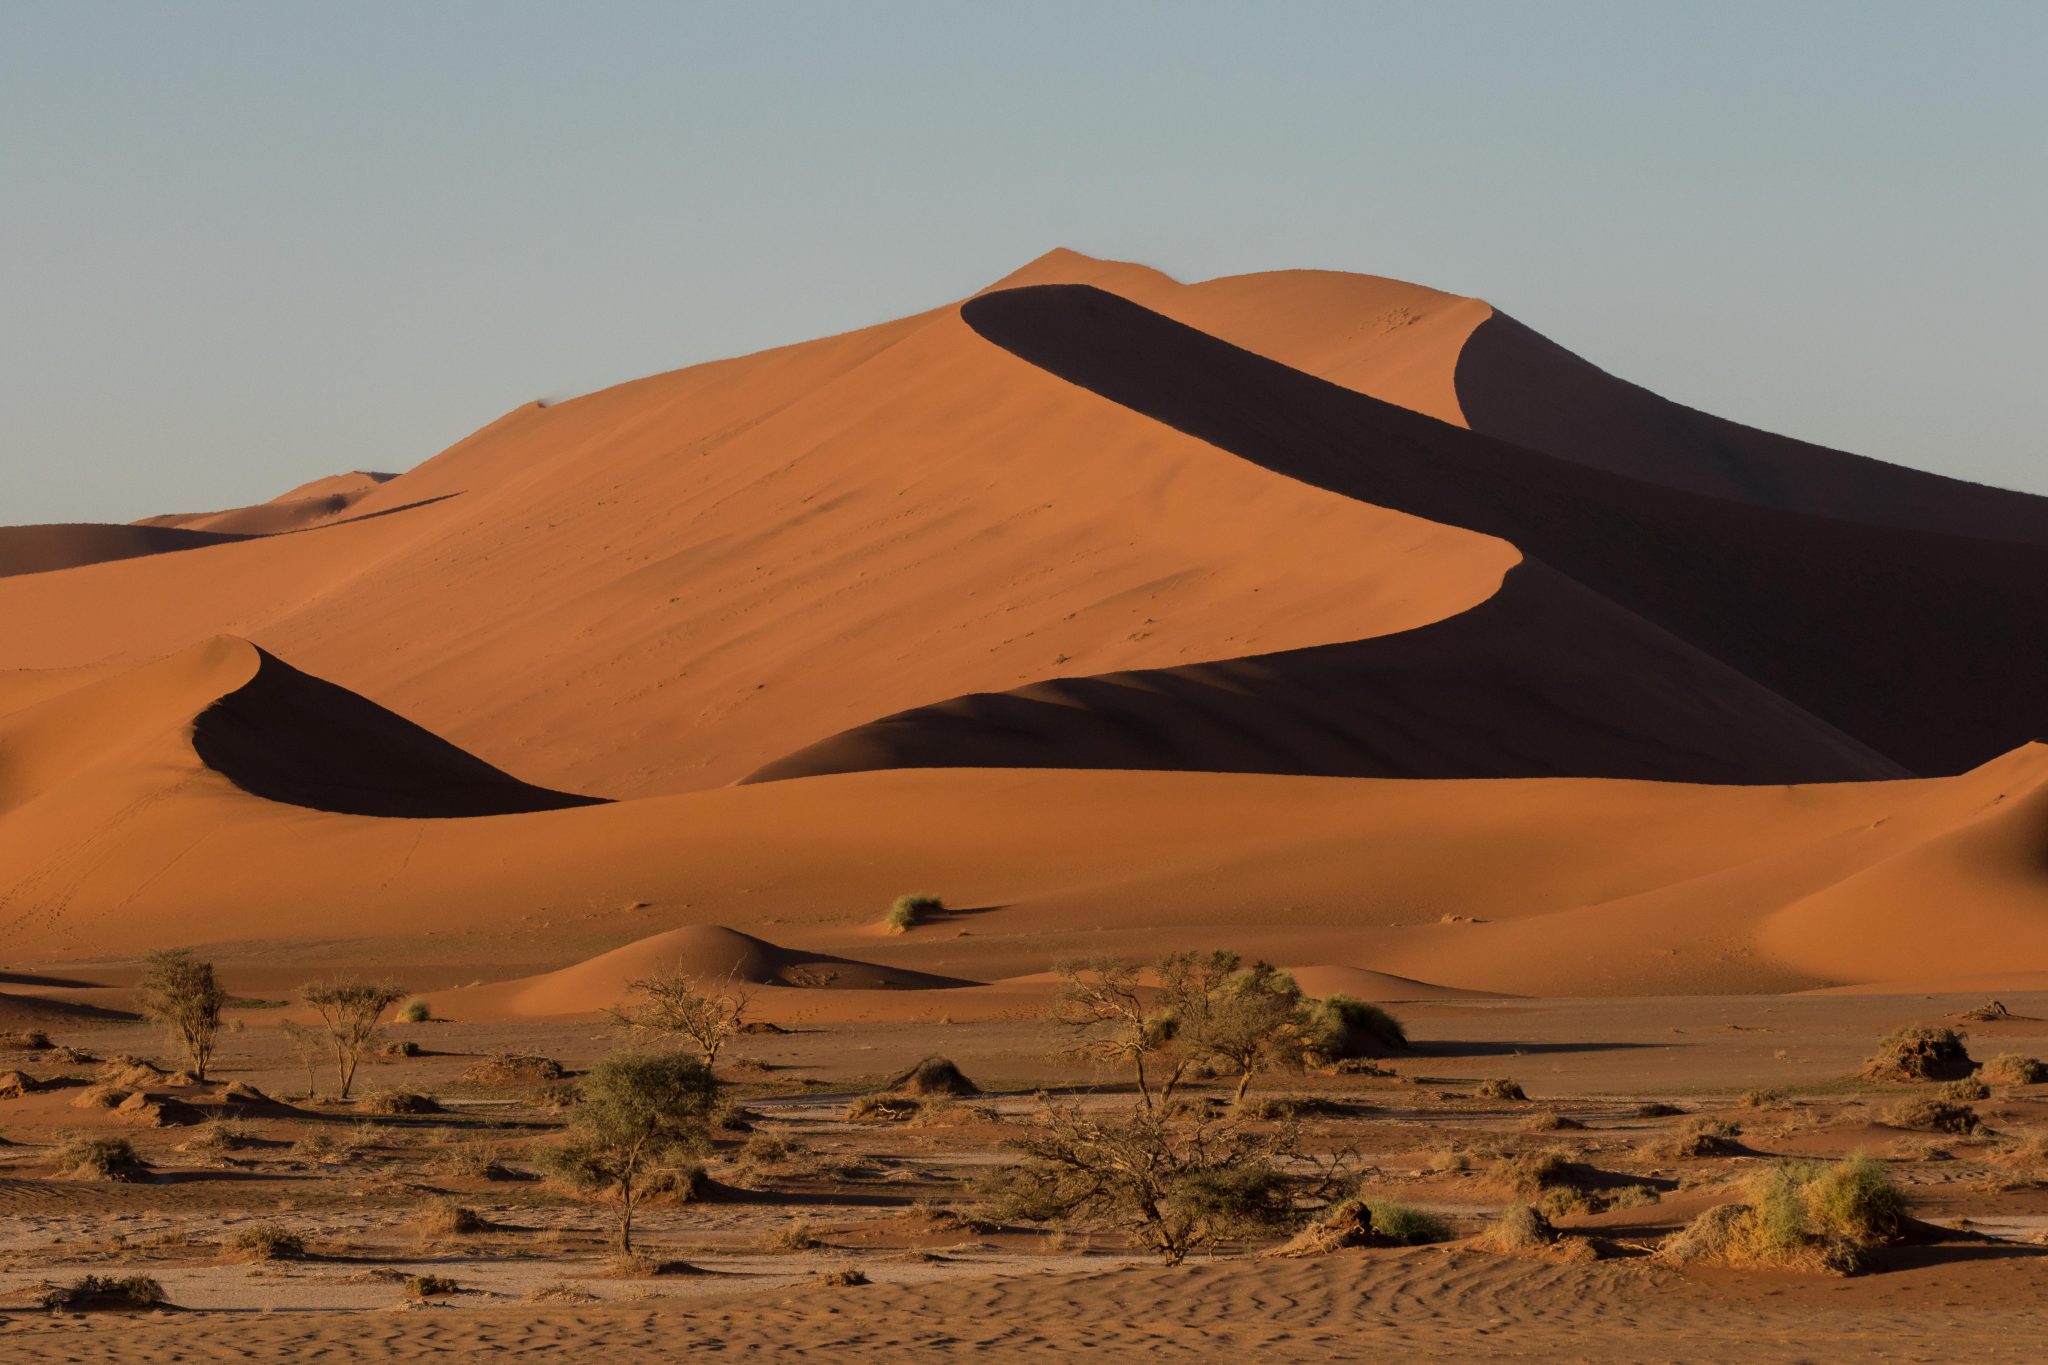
[4,248,2046,997]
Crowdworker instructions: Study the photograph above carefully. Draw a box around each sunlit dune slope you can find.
[2,638,2045,997]
[0,523,251,579]
[137,470,399,535]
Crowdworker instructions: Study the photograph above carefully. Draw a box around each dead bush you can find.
[460,1053,567,1086]
[1882,1097,1981,1135]
[359,1088,440,1116]
[1862,1026,1973,1083]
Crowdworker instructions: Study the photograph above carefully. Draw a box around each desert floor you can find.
[3,986,2047,1360]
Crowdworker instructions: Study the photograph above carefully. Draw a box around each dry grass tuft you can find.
[53,1134,150,1182]
[402,1273,460,1299]
[410,1196,498,1238]
[1478,1200,1557,1253]
[1980,1053,2048,1087]
[359,1088,440,1116]
[460,1053,567,1086]
[228,1223,306,1261]
[1883,1096,1982,1134]
[1474,1078,1527,1102]
[1660,1153,1903,1275]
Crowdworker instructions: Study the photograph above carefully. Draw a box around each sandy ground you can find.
[2,989,2046,1359]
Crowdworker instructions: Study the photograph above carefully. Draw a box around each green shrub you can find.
[884,894,944,933]
[1297,996,1406,1063]
[396,998,433,1024]
[1365,1197,1453,1245]
[1660,1153,1902,1274]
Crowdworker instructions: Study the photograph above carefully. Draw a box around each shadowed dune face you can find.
[190,646,604,817]
[1455,312,2048,543]
[958,284,2048,778]
[0,523,252,579]
[747,561,1903,785]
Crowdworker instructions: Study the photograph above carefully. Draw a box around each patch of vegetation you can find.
[1,1029,53,1051]
[1937,1076,1990,1103]
[411,1197,496,1237]
[1741,1087,1786,1108]
[527,1280,597,1303]
[396,998,433,1024]
[360,1088,441,1116]
[1478,1200,1557,1253]
[137,949,227,1081]
[299,977,406,1099]
[402,1274,460,1299]
[540,1050,718,1254]
[1660,1153,1904,1275]
[1474,1078,1528,1102]
[1862,1026,1974,1083]
[815,1265,870,1286]
[1654,1115,1742,1159]
[610,967,751,1068]
[228,1223,306,1261]
[1364,1197,1453,1245]
[1979,1053,2047,1086]
[885,893,945,933]
[885,1055,978,1097]
[461,1053,568,1086]
[1296,995,1407,1064]
[379,1039,423,1058]
[53,1134,150,1182]
[37,1274,168,1310]
[1882,1096,1981,1134]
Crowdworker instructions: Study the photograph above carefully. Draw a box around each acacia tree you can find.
[985,1095,1308,1264]
[608,967,751,1068]
[298,977,405,1100]
[136,949,228,1081]
[541,1051,718,1255]
[1051,956,1182,1107]
[1173,957,1309,1103]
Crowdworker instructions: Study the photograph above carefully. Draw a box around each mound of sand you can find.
[435,925,979,1019]
[138,471,398,536]
[0,524,250,580]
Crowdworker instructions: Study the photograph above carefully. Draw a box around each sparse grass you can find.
[1980,1053,2048,1086]
[1364,1197,1453,1245]
[53,1134,149,1182]
[183,1119,253,1155]
[429,1138,516,1180]
[1937,1076,1990,1103]
[411,1196,497,1237]
[1610,1183,1663,1210]
[1498,1150,1570,1195]
[1654,1116,1742,1159]
[528,1280,597,1303]
[769,1220,822,1251]
[228,1223,306,1261]
[1424,1147,1470,1173]
[885,894,944,934]
[1883,1096,1981,1134]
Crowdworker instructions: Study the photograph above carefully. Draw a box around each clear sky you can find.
[3,1,2043,524]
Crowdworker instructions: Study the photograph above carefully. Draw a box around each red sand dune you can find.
[3,248,2046,998]
[0,522,251,579]
[137,470,399,535]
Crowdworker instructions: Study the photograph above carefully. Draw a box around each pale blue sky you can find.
[3,1,2043,524]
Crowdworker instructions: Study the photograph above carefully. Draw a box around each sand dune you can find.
[439,924,978,1019]
[4,248,2046,1000]
[0,522,250,579]
[1,631,2043,994]
[138,470,398,535]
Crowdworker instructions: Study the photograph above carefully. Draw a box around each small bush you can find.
[360,1088,440,1116]
[769,1220,821,1251]
[1365,1197,1453,1245]
[884,893,944,933]
[379,1039,422,1058]
[396,998,433,1024]
[739,1132,799,1167]
[1636,1102,1684,1118]
[816,1265,870,1287]
[1520,1110,1583,1132]
[460,1053,567,1086]
[229,1223,306,1261]
[1424,1148,1470,1173]
[1474,1078,1527,1102]
[403,1274,460,1299]
[1478,1201,1556,1253]
[1862,1026,1973,1083]
[1498,1150,1570,1195]
[847,1094,923,1121]
[1741,1088,1786,1108]
[1655,1116,1742,1159]
[53,1134,149,1182]
[1660,1154,1902,1275]
[412,1197,496,1237]
[183,1120,253,1155]
[1297,996,1406,1063]
[1937,1076,1990,1103]
[1,1029,53,1051]
[885,1055,978,1097]
[431,1139,516,1180]
[38,1274,167,1309]
[1882,1097,1981,1134]
[1980,1053,2048,1087]
[528,1280,597,1303]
